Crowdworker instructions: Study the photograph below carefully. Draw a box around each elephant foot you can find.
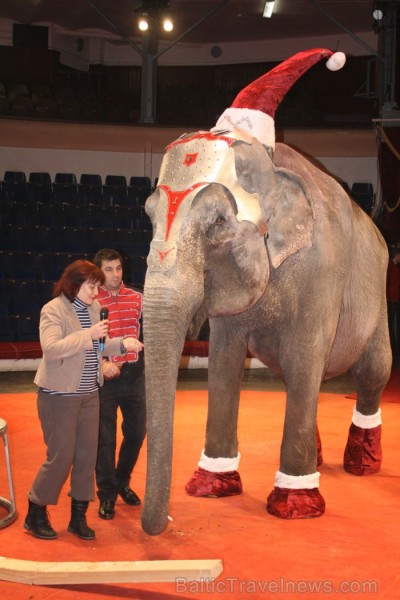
[266,487,325,519]
[344,423,382,475]
[185,467,243,497]
[266,470,324,519]
[343,407,382,476]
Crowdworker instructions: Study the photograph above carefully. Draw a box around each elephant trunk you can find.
[141,280,202,535]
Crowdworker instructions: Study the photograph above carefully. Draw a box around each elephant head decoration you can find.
[141,48,392,535]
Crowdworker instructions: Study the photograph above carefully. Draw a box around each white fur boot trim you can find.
[275,471,320,489]
[198,449,241,473]
[352,407,382,429]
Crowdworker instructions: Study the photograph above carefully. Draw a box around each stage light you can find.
[263,1,275,19]
[138,15,149,31]
[136,1,173,33]
[372,0,384,22]
[162,17,173,32]
[372,2,384,32]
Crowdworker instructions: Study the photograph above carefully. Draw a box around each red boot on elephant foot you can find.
[266,472,325,519]
[185,451,243,497]
[343,408,382,475]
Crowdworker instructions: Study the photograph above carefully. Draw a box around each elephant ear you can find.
[234,137,315,269]
[265,167,315,268]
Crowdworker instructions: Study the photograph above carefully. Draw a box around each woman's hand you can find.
[90,319,109,341]
[103,361,121,380]
[123,337,144,352]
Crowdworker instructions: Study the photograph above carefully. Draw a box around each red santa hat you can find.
[212,48,346,149]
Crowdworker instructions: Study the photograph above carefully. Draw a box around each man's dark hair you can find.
[93,248,123,268]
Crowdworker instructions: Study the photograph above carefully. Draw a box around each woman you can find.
[24,260,143,541]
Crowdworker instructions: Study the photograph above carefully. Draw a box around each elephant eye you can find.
[215,215,226,225]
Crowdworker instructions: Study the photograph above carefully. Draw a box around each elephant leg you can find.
[185,317,247,498]
[345,321,392,475]
[316,424,323,466]
[267,376,325,519]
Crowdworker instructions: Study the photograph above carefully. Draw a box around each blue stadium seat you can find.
[23,252,48,279]
[90,205,115,229]
[0,200,35,227]
[351,182,374,214]
[61,203,90,228]
[22,225,53,253]
[0,302,13,341]
[0,225,28,251]
[35,202,63,227]
[10,295,41,318]
[37,279,55,305]
[1,171,28,202]
[53,172,78,204]
[28,172,53,204]
[129,176,151,190]
[51,227,86,253]
[0,275,9,305]
[0,250,25,277]
[128,176,152,207]
[103,175,128,207]
[7,264,37,281]
[78,174,103,206]
[41,265,63,281]
[11,314,39,341]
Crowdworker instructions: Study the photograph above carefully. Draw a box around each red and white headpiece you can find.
[212,48,346,149]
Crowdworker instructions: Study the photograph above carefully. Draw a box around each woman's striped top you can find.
[42,296,99,395]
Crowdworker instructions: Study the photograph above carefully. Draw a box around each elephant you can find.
[140,131,391,535]
[140,48,392,535]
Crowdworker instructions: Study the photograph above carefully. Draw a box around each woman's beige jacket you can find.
[34,294,123,392]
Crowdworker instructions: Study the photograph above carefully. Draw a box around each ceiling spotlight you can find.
[162,17,173,32]
[138,15,149,31]
[372,1,384,31]
[136,1,173,33]
[372,1,385,21]
[263,1,275,19]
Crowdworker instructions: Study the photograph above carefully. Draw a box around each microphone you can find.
[99,307,109,351]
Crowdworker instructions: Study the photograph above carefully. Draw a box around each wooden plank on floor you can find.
[0,556,223,586]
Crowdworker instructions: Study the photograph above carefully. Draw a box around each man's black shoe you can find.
[118,487,141,506]
[98,499,115,520]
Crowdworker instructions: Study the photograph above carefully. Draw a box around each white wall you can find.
[0,146,377,190]
[0,120,378,189]
[318,156,377,189]
[0,146,152,184]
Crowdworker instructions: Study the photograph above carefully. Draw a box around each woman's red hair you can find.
[53,260,105,301]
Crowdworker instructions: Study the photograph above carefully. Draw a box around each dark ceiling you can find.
[0,0,379,47]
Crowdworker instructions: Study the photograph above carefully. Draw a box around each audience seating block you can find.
[1,170,152,340]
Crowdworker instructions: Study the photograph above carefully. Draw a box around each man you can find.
[93,248,146,520]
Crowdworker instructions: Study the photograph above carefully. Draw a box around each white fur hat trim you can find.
[212,107,275,149]
[352,407,382,429]
[326,51,346,71]
[275,470,320,489]
[198,449,241,472]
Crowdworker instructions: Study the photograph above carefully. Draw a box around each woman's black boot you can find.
[67,499,95,540]
[24,499,57,539]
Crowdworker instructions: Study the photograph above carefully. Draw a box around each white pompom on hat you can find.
[212,48,346,149]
